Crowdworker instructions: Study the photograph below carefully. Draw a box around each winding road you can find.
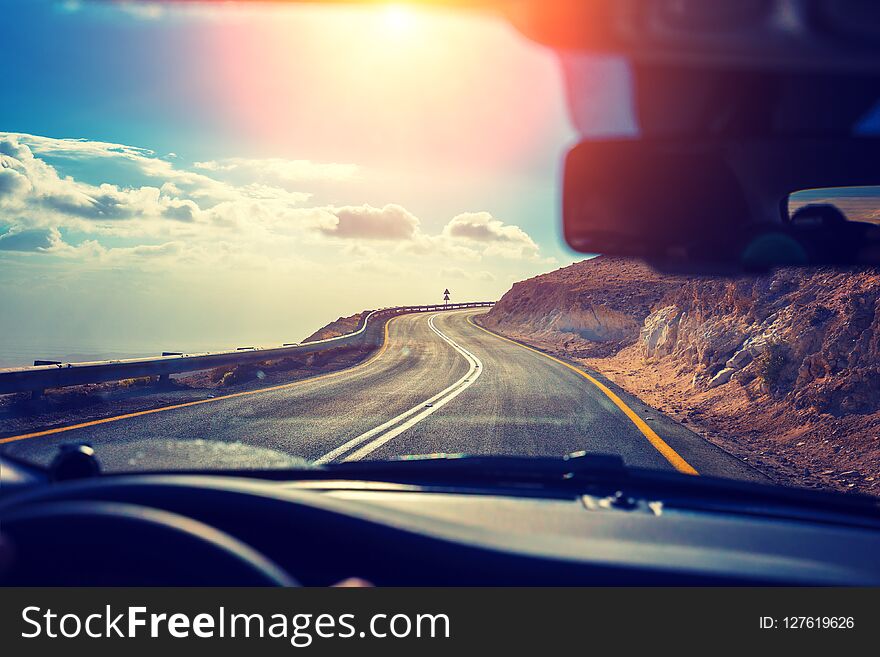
[0,309,761,481]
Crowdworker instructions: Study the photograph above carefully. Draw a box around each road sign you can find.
[443,289,450,306]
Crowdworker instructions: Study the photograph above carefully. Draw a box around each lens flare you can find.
[383,4,417,33]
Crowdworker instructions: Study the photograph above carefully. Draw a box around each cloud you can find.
[318,203,420,240]
[8,133,154,161]
[444,211,537,244]
[0,133,321,239]
[442,211,540,259]
[42,184,165,221]
[0,160,32,197]
[10,133,242,206]
[1,134,191,228]
[237,184,310,203]
[0,131,545,283]
[0,226,62,252]
[163,199,199,222]
[314,205,542,262]
[195,157,358,188]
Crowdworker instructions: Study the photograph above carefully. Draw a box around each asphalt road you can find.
[1,309,762,481]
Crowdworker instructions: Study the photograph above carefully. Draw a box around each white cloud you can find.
[0,133,322,240]
[0,131,545,278]
[0,226,63,252]
[10,133,155,161]
[1,134,202,230]
[8,132,309,208]
[0,158,33,197]
[442,211,539,259]
[318,203,420,240]
[313,204,542,263]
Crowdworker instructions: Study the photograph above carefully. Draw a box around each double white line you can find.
[313,313,483,464]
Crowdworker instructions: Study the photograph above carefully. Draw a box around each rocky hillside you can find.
[302,312,366,343]
[482,257,686,357]
[481,256,880,494]
[641,269,880,414]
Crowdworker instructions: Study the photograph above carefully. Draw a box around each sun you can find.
[382,4,417,34]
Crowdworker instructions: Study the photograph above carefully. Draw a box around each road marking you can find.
[314,313,483,464]
[0,317,400,446]
[465,314,699,475]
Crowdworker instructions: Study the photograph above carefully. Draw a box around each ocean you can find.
[0,338,236,368]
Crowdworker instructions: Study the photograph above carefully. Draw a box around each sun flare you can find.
[382,4,417,33]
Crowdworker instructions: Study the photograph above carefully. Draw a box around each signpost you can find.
[443,288,450,307]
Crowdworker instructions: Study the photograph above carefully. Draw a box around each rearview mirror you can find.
[563,138,880,271]
[789,186,880,226]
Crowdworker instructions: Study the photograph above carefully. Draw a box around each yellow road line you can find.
[0,316,398,446]
[465,313,699,475]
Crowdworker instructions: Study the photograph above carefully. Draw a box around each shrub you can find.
[218,363,265,386]
[118,376,153,388]
[756,341,787,386]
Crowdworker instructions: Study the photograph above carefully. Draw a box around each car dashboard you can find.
[2,457,879,586]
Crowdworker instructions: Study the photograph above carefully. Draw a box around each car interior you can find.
[2,0,880,587]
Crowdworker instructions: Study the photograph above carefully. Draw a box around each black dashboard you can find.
[2,456,880,586]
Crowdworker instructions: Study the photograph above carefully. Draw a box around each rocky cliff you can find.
[302,312,366,343]
[481,256,880,494]
[640,270,880,415]
[481,257,685,357]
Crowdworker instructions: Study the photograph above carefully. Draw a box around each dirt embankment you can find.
[303,313,366,342]
[482,258,686,357]
[482,256,880,495]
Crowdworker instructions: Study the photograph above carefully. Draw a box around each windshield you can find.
[0,0,877,502]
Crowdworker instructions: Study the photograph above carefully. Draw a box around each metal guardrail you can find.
[0,302,495,395]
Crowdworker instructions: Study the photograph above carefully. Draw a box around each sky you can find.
[0,0,581,364]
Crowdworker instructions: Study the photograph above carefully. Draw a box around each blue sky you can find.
[0,0,581,362]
